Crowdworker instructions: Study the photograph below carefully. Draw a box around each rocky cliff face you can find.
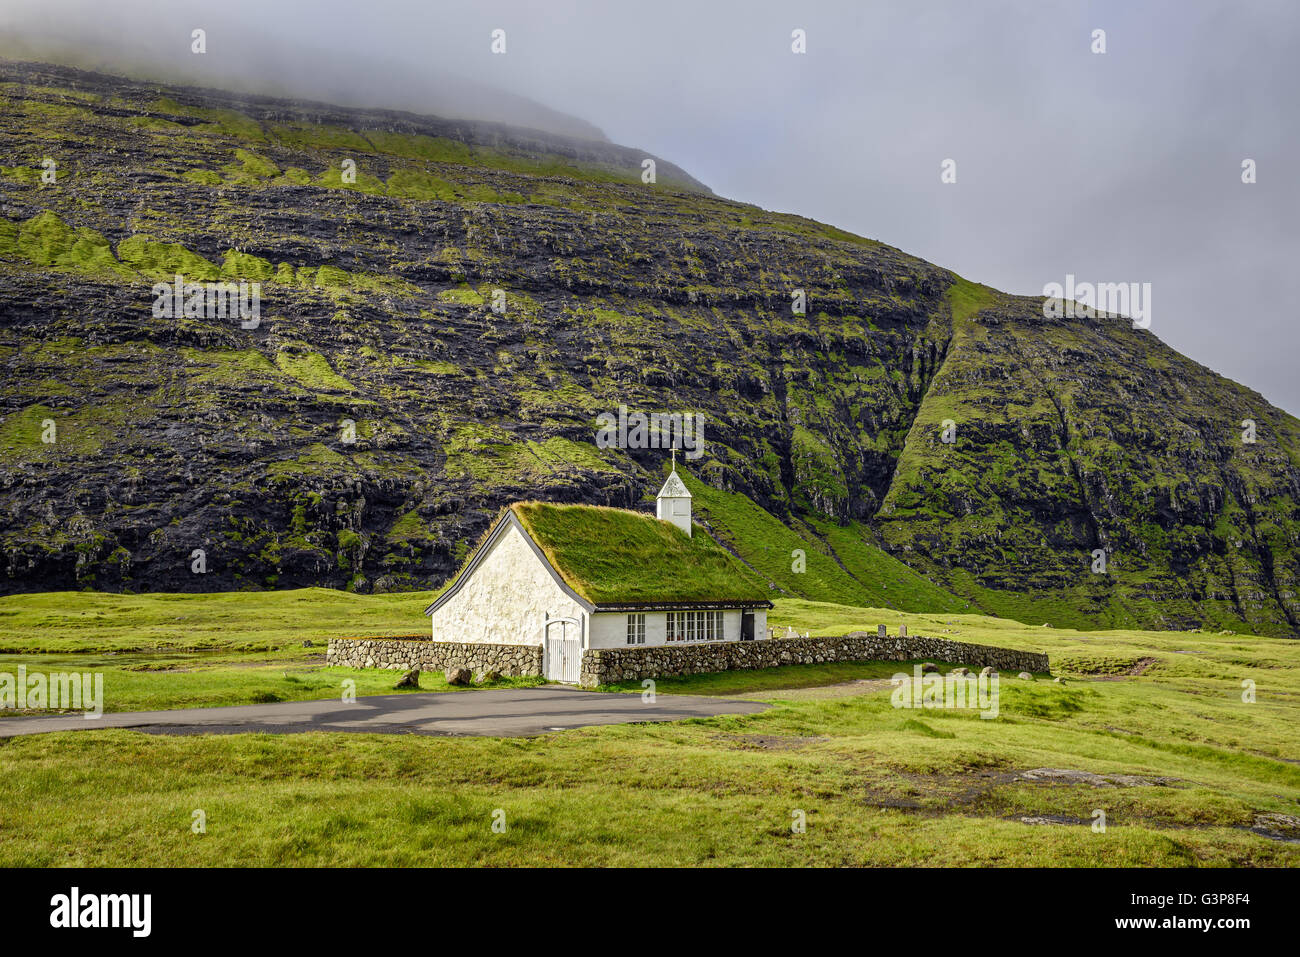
[1,60,1297,636]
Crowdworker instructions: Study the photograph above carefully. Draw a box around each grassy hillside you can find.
[1,59,1297,637]
[877,280,1300,636]
[683,469,972,613]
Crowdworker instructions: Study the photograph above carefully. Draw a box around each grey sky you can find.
[4,0,1297,412]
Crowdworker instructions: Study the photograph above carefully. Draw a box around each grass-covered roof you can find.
[510,502,770,606]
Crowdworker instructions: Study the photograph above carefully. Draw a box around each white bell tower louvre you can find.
[655,450,693,537]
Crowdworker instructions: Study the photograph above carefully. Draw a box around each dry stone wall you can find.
[579,632,1050,687]
[327,637,542,676]
[328,632,1048,688]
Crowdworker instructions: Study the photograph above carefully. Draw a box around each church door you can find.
[543,617,582,683]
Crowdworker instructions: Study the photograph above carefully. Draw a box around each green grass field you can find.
[0,589,1297,866]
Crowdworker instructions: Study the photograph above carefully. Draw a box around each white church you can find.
[423,467,772,682]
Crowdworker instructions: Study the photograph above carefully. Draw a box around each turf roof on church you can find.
[510,502,771,606]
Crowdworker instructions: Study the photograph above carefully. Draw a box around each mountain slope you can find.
[1,60,1297,636]
[876,279,1300,636]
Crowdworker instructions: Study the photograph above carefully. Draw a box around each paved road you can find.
[0,686,767,738]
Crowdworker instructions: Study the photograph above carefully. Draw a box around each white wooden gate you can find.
[542,617,582,683]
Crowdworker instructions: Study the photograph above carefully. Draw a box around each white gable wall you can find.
[430,522,587,645]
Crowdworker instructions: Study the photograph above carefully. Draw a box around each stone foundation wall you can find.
[328,632,1048,689]
[326,637,542,677]
[578,632,1050,687]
